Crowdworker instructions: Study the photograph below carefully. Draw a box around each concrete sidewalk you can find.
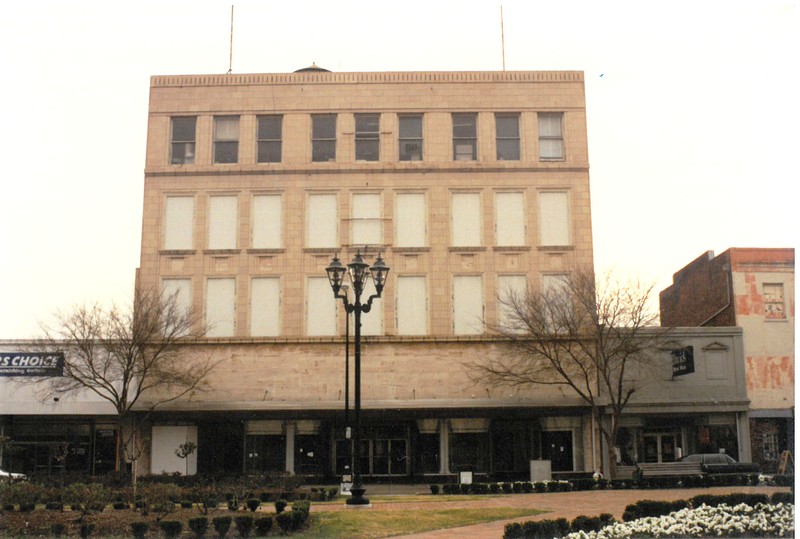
[314,485,790,539]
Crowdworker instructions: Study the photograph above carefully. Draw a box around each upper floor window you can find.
[206,278,236,337]
[355,113,380,161]
[763,283,786,319]
[251,194,282,249]
[306,193,338,248]
[208,195,238,250]
[351,193,382,246]
[312,114,336,162]
[496,114,520,160]
[453,275,484,335]
[399,115,423,161]
[495,191,525,246]
[453,113,477,161]
[170,117,196,165]
[451,192,482,247]
[257,115,282,163]
[214,116,239,164]
[164,196,194,250]
[395,193,426,247]
[538,112,564,160]
[538,191,570,246]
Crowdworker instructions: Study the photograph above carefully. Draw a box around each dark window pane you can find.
[258,116,282,139]
[313,115,336,139]
[497,139,520,160]
[496,115,519,138]
[313,140,336,162]
[356,114,380,134]
[452,113,477,138]
[399,116,422,138]
[171,142,195,165]
[399,141,422,161]
[258,141,281,163]
[356,139,379,161]
[215,141,238,164]
[454,141,476,160]
[172,117,196,142]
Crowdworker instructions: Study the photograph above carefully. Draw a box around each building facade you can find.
[660,248,795,472]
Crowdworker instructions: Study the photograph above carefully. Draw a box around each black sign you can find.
[0,352,64,377]
[671,346,695,377]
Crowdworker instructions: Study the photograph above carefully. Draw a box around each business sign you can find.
[671,346,695,377]
[0,353,64,377]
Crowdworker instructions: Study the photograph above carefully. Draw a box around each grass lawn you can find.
[294,506,545,539]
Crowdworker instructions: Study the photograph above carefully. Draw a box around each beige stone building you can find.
[133,68,597,480]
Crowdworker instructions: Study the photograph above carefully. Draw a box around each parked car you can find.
[0,468,27,481]
[677,453,760,474]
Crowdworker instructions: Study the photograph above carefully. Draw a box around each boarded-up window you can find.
[206,278,236,337]
[705,349,728,380]
[395,193,426,247]
[497,275,527,330]
[252,194,282,249]
[351,193,382,246]
[360,277,383,336]
[307,277,336,336]
[208,195,238,250]
[453,275,484,335]
[496,192,525,246]
[307,193,338,248]
[162,279,192,336]
[251,277,280,337]
[396,276,427,335]
[164,196,194,250]
[452,192,481,247]
[538,192,570,246]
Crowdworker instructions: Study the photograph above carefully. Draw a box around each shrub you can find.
[522,481,533,493]
[6,481,42,509]
[139,482,181,515]
[63,483,110,515]
[159,520,183,539]
[274,498,288,513]
[504,522,523,538]
[429,484,440,495]
[131,521,150,539]
[489,482,501,494]
[79,523,95,539]
[471,482,489,495]
[188,516,209,538]
[112,500,128,510]
[254,516,273,536]
[46,501,64,511]
[534,481,547,493]
[327,487,339,501]
[275,511,293,534]
[772,491,794,504]
[212,515,232,538]
[180,499,194,509]
[459,483,471,494]
[51,523,66,537]
[235,514,255,537]
[571,515,605,533]
[622,499,689,521]
[442,483,460,495]
[245,497,261,512]
[501,482,513,494]
[773,474,794,487]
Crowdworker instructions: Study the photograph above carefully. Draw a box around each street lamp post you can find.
[326,251,390,506]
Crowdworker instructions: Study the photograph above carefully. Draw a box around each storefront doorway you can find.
[642,432,680,463]
[541,430,573,472]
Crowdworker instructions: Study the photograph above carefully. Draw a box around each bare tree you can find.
[36,287,216,479]
[470,269,670,478]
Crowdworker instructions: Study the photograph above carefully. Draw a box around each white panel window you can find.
[151,426,198,475]
[497,275,527,330]
[164,196,194,250]
[452,192,481,247]
[208,195,238,250]
[453,275,484,335]
[495,192,525,246]
[162,279,192,335]
[538,192,570,246]
[542,273,571,331]
[360,277,383,336]
[351,193,382,246]
[250,277,280,337]
[539,112,564,160]
[395,193,426,247]
[396,276,427,335]
[206,278,236,337]
[252,194,282,249]
[307,277,337,336]
[307,193,338,248]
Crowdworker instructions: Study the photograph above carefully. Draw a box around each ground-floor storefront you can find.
[749,410,794,473]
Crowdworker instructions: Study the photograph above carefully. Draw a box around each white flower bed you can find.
[564,503,794,538]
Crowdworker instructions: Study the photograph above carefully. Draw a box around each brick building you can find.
[660,248,795,472]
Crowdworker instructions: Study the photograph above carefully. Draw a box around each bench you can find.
[636,462,704,478]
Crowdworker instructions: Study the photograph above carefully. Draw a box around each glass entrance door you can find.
[643,433,679,463]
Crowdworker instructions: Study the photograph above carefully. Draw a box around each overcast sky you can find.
[0,0,797,338]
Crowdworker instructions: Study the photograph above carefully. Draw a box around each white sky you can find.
[0,0,797,338]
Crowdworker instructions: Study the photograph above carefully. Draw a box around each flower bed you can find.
[563,502,794,538]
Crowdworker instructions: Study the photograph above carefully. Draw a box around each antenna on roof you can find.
[500,4,506,71]
[227,5,234,74]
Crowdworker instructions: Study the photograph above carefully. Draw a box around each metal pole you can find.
[347,292,369,505]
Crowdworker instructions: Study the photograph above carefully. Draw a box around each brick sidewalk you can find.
[313,485,790,539]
